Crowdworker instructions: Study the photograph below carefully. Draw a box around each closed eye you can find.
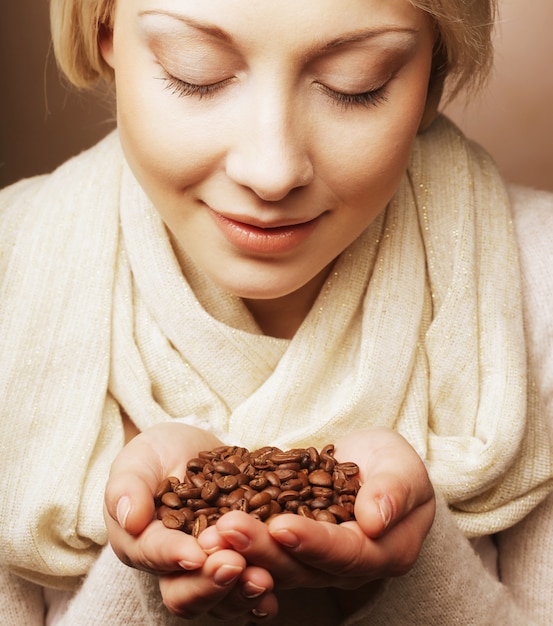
[158,71,233,99]
[317,82,389,110]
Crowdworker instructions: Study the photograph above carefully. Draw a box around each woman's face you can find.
[101,0,434,328]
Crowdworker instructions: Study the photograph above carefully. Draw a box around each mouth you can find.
[207,207,321,255]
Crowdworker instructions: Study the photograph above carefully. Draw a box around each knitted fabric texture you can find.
[1,116,552,589]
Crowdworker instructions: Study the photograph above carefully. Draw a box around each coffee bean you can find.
[250,503,272,521]
[310,497,333,510]
[336,462,360,477]
[154,477,174,500]
[231,497,249,513]
[327,504,353,523]
[155,443,360,535]
[161,491,182,509]
[297,504,315,519]
[193,514,208,537]
[262,485,282,500]
[189,472,207,489]
[249,491,273,509]
[212,461,241,476]
[226,488,247,507]
[274,469,297,482]
[314,509,337,524]
[174,484,202,500]
[161,510,188,530]
[277,489,302,505]
[249,475,269,490]
[308,469,333,487]
[215,475,239,492]
[187,458,208,472]
[272,451,304,465]
[201,482,220,503]
[311,486,334,500]
[281,478,305,491]
[265,471,280,487]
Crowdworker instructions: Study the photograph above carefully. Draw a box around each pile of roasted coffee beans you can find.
[155,444,360,537]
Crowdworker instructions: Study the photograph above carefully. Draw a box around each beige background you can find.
[443,0,553,191]
[1,0,552,191]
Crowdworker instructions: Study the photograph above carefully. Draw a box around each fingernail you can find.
[242,581,266,599]
[214,564,242,586]
[219,529,250,550]
[178,559,203,570]
[377,494,393,529]
[252,608,269,618]
[269,529,300,548]
[116,496,131,529]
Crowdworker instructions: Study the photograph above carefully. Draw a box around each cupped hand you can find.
[104,422,222,572]
[158,554,278,621]
[103,422,279,620]
[198,427,435,590]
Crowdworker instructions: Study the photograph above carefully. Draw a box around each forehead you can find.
[130,0,430,51]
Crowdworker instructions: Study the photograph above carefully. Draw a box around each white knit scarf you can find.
[1,116,552,589]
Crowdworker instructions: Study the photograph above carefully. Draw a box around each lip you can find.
[207,207,320,255]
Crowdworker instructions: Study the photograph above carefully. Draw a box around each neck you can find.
[243,264,333,339]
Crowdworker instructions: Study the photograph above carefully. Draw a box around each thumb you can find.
[104,433,164,536]
[104,422,224,535]
[354,464,434,539]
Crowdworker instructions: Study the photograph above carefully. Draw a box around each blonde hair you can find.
[50,0,115,89]
[50,0,496,99]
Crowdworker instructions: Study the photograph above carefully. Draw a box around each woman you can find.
[1,0,553,623]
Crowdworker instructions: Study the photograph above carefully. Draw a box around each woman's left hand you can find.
[197,427,436,590]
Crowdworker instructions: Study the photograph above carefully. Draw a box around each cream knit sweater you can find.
[1,122,553,623]
[1,186,552,625]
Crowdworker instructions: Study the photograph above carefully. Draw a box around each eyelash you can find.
[159,72,389,109]
[322,85,389,110]
[159,73,230,99]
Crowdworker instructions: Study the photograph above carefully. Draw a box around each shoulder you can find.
[0,131,122,233]
[509,184,553,242]
[509,184,553,302]
[0,131,123,280]
[509,184,553,428]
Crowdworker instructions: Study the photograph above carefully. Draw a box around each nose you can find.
[225,91,314,201]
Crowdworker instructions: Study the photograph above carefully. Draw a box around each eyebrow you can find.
[322,27,419,51]
[139,10,234,43]
[139,10,419,51]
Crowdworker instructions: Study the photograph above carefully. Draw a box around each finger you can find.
[335,428,435,537]
[354,467,434,538]
[104,446,160,536]
[196,523,232,554]
[246,591,280,622]
[269,496,435,584]
[160,549,248,620]
[104,423,222,536]
[208,566,277,621]
[213,512,329,588]
[106,515,207,574]
[268,515,376,580]
[369,494,436,577]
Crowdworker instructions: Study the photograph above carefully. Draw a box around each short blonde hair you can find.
[50,0,496,99]
[411,0,497,97]
[50,0,115,89]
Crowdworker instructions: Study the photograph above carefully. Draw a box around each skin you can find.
[100,0,435,338]
[101,0,437,620]
[105,423,435,620]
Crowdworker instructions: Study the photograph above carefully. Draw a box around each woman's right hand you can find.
[103,422,278,620]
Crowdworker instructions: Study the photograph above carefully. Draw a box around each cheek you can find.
[321,81,430,206]
[321,123,414,211]
[116,82,220,196]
